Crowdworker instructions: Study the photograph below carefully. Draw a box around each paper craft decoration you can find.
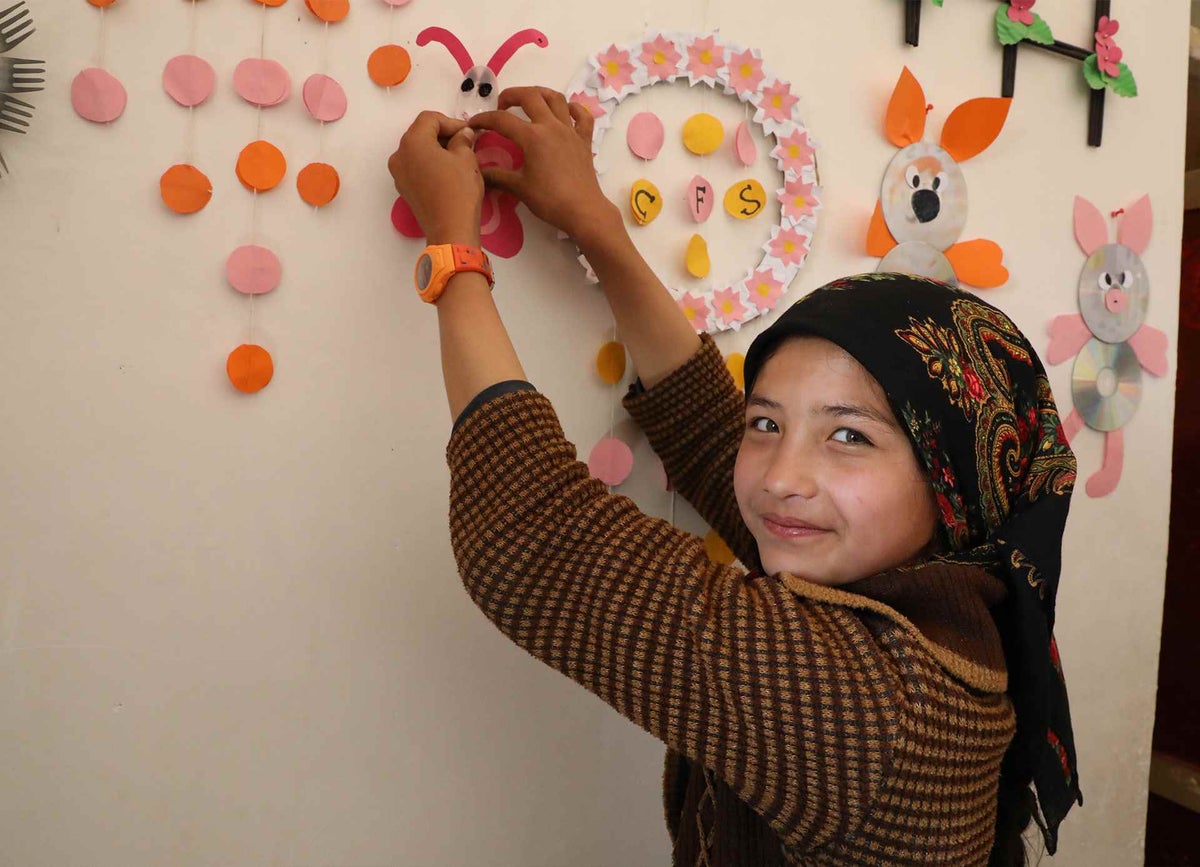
[734,120,757,166]
[567,31,821,334]
[297,161,340,207]
[630,178,663,226]
[682,112,723,155]
[704,530,736,565]
[686,234,710,278]
[73,1,122,124]
[234,58,291,107]
[305,0,349,23]
[866,67,1010,289]
[163,55,215,107]
[686,174,714,223]
[588,437,634,486]
[1045,195,1167,497]
[227,344,274,394]
[237,140,287,192]
[302,73,347,122]
[626,111,664,160]
[596,341,626,384]
[724,179,767,220]
[415,26,549,120]
[226,245,282,296]
[392,130,526,258]
[368,44,412,87]
[159,164,213,214]
[725,352,746,390]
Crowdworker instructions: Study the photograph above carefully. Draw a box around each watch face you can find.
[416,253,433,291]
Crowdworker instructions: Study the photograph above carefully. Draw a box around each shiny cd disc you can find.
[1071,338,1142,432]
[878,241,958,285]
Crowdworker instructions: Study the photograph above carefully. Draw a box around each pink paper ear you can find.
[1118,194,1152,255]
[1073,196,1108,256]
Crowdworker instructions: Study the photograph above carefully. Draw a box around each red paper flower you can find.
[1007,0,1036,26]
[391,131,526,258]
[1095,16,1123,77]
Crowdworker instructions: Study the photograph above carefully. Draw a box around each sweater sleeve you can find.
[446,389,904,851]
[622,334,759,568]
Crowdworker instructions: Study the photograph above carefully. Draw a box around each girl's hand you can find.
[388,111,483,246]
[469,87,618,245]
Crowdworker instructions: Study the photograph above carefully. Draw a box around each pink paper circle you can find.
[163,55,216,108]
[226,245,282,295]
[233,58,291,108]
[588,438,634,486]
[71,68,127,124]
[302,73,347,123]
[381,0,412,5]
[626,111,664,161]
[734,120,757,166]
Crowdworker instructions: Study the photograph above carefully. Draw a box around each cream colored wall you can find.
[0,1,1186,865]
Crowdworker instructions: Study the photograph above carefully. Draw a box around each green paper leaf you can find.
[1082,55,1107,90]
[931,0,944,7]
[1026,14,1054,45]
[1111,62,1139,97]
[995,5,1024,45]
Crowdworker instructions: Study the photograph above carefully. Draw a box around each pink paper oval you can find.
[226,245,282,295]
[734,120,757,166]
[71,68,127,124]
[588,438,634,487]
[626,111,664,161]
[233,58,291,108]
[686,174,715,223]
[163,55,216,108]
[302,73,347,123]
[381,0,412,6]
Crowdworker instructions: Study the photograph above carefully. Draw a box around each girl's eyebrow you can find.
[822,403,898,429]
[746,395,783,410]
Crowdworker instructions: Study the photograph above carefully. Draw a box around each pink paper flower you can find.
[639,35,681,82]
[726,48,765,98]
[595,45,635,93]
[743,268,785,313]
[567,90,606,119]
[686,35,725,81]
[711,287,748,326]
[757,80,798,123]
[1096,15,1119,43]
[677,291,711,332]
[771,129,815,173]
[768,227,810,268]
[1006,0,1035,26]
[1095,17,1123,77]
[779,177,818,222]
[391,131,527,258]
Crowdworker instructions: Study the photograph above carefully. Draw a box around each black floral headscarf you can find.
[743,273,1082,852]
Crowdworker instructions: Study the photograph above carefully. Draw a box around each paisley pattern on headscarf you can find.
[743,273,1083,853]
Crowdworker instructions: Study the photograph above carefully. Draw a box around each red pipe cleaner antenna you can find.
[416,27,475,74]
[486,29,550,75]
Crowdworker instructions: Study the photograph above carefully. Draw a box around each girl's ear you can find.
[1118,194,1152,255]
[885,67,927,148]
[1073,196,1108,256]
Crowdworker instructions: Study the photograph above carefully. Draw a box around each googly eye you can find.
[460,77,476,93]
[905,166,921,189]
[1098,272,1114,291]
[932,171,946,192]
[478,82,494,99]
[1120,270,1133,289]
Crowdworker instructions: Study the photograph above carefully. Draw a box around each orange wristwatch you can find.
[414,243,494,304]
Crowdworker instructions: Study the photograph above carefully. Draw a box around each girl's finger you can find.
[481,166,524,197]
[469,110,533,147]
[537,87,572,125]
[445,126,478,156]
[568,102,595,144]
[495,86,555,123]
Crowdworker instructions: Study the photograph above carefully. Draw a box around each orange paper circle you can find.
[296,162,340,207]
[305,0,348,22]
[368,45,412,87]
[704,530,736,565]
[160,164,213,215]
[227,344,274,394]
[87,0,118,7]
[251,0,288,6]
[236,140,287,192]
[596,341,626,384]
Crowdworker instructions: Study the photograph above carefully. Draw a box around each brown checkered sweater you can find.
[446,334,1016,866]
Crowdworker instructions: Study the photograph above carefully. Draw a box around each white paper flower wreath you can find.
[564,31,820,333]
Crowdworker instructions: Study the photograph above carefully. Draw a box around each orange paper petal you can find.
[236,140,287,192]
[939,97,1011,163]
[305,0,348,21]
[368,45,412,87]
[596,341,626,384]
[885,67,926,148]
[296,162,340,207]
[945,239,1008,288]
[160,164,213,214]
[866,199,898,257]
[227,344,274,394]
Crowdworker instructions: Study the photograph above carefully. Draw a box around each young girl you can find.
[388,88,1082,866]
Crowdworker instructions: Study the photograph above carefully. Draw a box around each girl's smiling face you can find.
[734,336,938,585]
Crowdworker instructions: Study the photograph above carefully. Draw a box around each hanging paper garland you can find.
[565,31,821,334]
[73,0,126,124]
[298,5,348,208]
[159,2,214,216]
[368,0,413,89]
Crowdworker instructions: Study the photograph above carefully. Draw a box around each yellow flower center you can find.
[653,51,666,64]
[757,282,771,296]
[740,62,753,78]
[783,241,796,254]
[606,61,620,76]
[721,300,734,313]
[700,49,713,64]
[771,95,782,108]
[787,145,800,158]
[793,195,806,209]
[684,306,695,320]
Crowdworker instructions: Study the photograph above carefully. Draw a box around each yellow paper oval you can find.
[723,179,768,220]
[682,113,724,156]
[704,529,736,565]
[596,341,627,384]
[686,234,711,278]
[630,178,663,225]
[725,352,746,390]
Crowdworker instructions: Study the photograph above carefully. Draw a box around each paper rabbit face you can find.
[1074,195,1152,343]
[417,27,549,120]
[881,141,968,252]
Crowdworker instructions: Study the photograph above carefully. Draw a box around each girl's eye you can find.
[831,427,872,445]
[748,417,779,434]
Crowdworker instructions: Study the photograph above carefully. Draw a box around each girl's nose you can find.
[762,443,819,499]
